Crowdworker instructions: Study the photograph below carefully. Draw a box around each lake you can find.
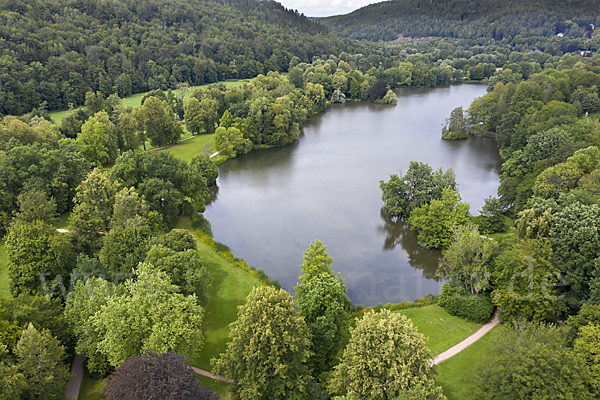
[204,84,502,306]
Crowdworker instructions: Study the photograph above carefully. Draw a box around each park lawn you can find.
[186,227,263,371]
[171,217,262,396]
[394,305,482,355]
[435,325,501,400]
[158,132,216,163]
[78,375,106,400]
[0,240,9,298]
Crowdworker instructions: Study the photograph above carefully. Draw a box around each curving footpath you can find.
[431,312,500,365]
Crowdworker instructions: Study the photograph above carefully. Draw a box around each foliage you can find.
[0,342,26,400]
[70,168,121,253]
[14,323,70,400]
[476,320,595,400]
[551,201,600,303]
[438,222,498,294]
[66,267,203,376]
[64,278,116,378]
[214,126,252,157]
[92,266,204,369]
[12,188,57,225]
[331,89,346,104]
[438,283,495,324]
[99,216,152,277]
[5,219,74,297]
[368,80,388,102]
[191,154,219,187]
[573,323,600,393]
[478,196,506,233]
[329,309,445,400]
[134,96,183,147]
[185,96,219,135]
[566,304,600,344]
[211,286,312,400]
[0,116,60,150]
[0,141,89,233]
[150,229,198,252]
[379,161,457,218]
[110,151,208,229]
[103,350,219,400]
[144,245,210,304]
[492,239,566,322]
[299,240,335,284]
[408,186,470,249]
[441,107,469,140]
[295,273,349,377]
[374,90,398,105]
[321,0,597,42]
[110,186,150,229]
[1,295,72,353]
[77,111,118,166]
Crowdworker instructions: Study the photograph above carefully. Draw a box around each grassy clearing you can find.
[78,375,106,400]
[48,79,251,127]
[394,305,482,355]
[435,325,500,400]
[0,240,9,298]
[157,133,216,163]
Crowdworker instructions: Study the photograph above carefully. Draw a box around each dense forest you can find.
[0,0,363,115]
[321,0,600,42]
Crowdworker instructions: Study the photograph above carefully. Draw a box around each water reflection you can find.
[205,185,220,207]
[378,208,442,280]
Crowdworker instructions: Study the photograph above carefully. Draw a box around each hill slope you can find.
[321,0,599,42]
[0,0,360,115]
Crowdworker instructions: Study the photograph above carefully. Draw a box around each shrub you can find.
[439,282,494,323]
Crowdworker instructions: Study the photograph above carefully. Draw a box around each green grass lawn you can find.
[394,305,482,355]
[435,325,500,400]
[78,375,106,400]
[0,240,9,298]
[184,227,263,371]
[156,133,216,162]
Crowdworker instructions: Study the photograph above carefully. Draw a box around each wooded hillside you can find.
[321,0,600,42]
[0,0,359,115]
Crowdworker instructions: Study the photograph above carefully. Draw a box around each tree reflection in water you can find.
[378,207,443,281]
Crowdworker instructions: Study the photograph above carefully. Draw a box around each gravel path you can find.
[431,312,500,365]
[64,354,85,400]
[191,366,234,383]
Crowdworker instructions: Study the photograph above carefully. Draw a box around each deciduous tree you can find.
[438,222,498,294]
[408,186,470,249]
[329,309,444,400]
[103,350,219,400]
[14,323,70,400]
[211,286,312,400]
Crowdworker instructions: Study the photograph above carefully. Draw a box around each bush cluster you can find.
[438,282,494,323]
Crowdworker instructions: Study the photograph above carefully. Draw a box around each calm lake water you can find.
[204,84,502,306]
